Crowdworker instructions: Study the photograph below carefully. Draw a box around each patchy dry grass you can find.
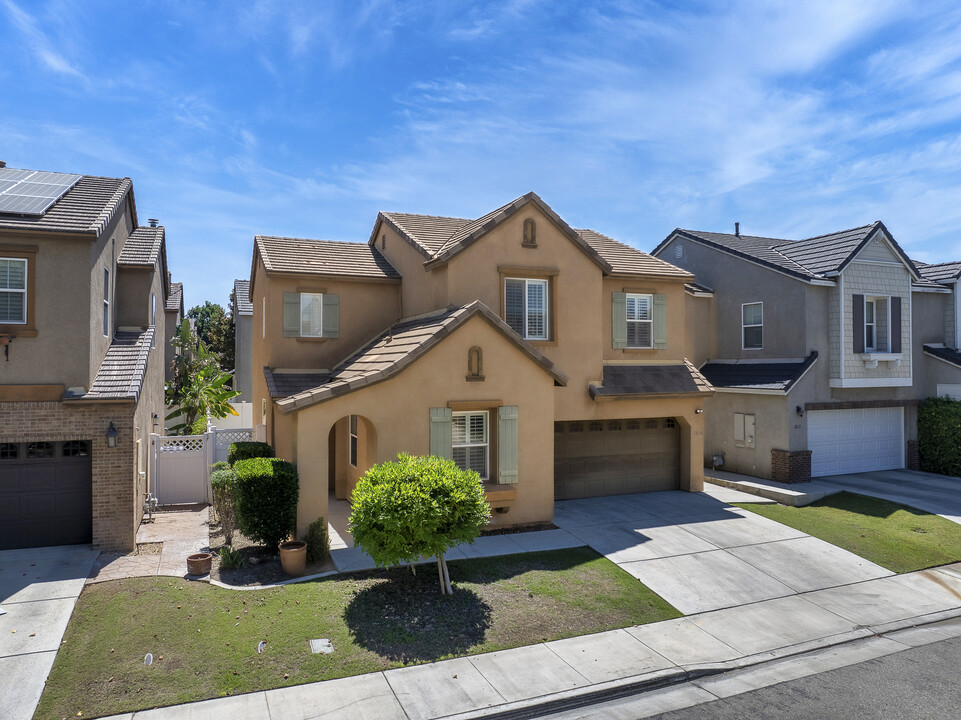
[37,547,679,719]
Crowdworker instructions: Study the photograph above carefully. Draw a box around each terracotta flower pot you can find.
[279,540,307,576]
[186,552,213,576]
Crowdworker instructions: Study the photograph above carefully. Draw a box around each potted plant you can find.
[186,552,213,576]
[279,540,307,575]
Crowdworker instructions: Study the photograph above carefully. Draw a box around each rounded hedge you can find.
[232,457,299,548]
[348,453,491,567]
[227,441,274,466]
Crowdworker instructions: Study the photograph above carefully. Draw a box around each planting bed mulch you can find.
[480,522,558,536]
[208,515,335,586]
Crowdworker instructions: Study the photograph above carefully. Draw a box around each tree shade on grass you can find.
[36,548,680,720]
[734,492,961,573]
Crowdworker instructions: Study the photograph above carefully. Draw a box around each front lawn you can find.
[38,547,679,719]
[735,492,961,573]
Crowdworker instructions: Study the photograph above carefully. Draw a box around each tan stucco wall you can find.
[373,223,447,317]
[89,205,134,386]
[685,293,716,366]
[288,315,557,538]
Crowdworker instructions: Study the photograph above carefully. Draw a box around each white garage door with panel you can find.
[808,407,904,477]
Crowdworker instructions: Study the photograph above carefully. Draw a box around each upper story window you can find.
[865,299,877,351]
[282,291,339,339]
[452,411,489,480]
[0,258,27,324]
[856,294,897,354]
[742,302,763,350]
[103,267,110,337]
[626,293,653,348]
[505,278,548,340]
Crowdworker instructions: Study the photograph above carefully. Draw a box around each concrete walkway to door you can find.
[553,485,894,615]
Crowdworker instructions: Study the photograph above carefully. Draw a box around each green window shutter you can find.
[283,292,300,337]
[653,294,667,349]
[611,292,627,349]
[497,405,519,484]
[429,407,452,460]
[322,294,340,338]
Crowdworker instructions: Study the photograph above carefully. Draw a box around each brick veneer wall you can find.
[771,449,812,483]
[907,440,920,471]
[0,401,137,551]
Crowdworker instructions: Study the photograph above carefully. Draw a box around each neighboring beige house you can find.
[0,166,176,551]
[652,222,961,481]
[250,192,712,537]
[232,278,253,401]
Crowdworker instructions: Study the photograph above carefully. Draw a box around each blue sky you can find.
[3,0,961,310]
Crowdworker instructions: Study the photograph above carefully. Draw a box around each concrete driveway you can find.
[553,488,893,615]
[0,544,99,720]
[815,469,961,525]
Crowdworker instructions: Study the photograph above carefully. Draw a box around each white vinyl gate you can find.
[150,428,253,505]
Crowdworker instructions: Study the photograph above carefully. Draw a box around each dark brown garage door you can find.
[554,418,679,499]
[0,440,92,549]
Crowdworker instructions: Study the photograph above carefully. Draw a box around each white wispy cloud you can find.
[2,0,88,82]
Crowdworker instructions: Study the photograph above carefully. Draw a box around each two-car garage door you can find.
[808,408,904,477]
[554,418,679,499]
[0,440,92,550]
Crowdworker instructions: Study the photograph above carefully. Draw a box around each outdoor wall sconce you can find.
[105,421,119,448]
[695,408,703,414]
[151,412,159,428]
[795,405,804,418]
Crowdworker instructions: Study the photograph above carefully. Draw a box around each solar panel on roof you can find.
[0,168,82,216]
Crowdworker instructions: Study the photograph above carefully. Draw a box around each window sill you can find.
[484,485,517,503]
[860,353,902,369]
[295,336,330,343]
[0,327,37,338]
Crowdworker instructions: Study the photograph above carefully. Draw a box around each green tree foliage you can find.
[165,319,240,435]
[187,301,233,371]
[349,454,491,594]
[233,457,300,548]
[918,396,961,477]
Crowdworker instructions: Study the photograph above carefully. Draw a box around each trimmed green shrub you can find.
[218,546,245,570]
[227,441,274,466]
[349,453,491,594]
[233,457,299,548]
[918,396,961,477]
[303,517,330,563]
[210,467,237,547]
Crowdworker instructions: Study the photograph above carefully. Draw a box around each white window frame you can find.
[102,267,110,337]
[505,277,549,341]
[863,295,890,353]
[0,257,27,325]
[626,293,653,348]
[451,410,489,481]
[349,414,358,468]
[742,302,763,350]
[864,298,876,352]
[300,292,324,338]
[734,412,756,449]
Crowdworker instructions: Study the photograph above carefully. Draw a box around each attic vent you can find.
[381,234,386,251]
[675,243,684,259]
[148,218,159,228]
[522,218,537,248]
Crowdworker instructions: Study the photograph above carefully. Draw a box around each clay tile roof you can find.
[0,173,131,235]
[378,212,471,256]
[916,261,961,283]
[263,368,331,398]
[699,352,818,392]
[82,328,154,401]
[588,360,714,399]
[276,301,567,412]
[256,236,400,279]
[165,282,183,313]
[233,279,253,315]
[118,226,164,267]
[772,225,878,276]
[576,228,692,278]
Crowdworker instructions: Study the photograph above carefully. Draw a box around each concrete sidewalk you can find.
[98,562,961,720]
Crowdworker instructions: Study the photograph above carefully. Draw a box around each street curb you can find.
[442,607,961,720]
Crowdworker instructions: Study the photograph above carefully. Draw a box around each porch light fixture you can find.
[105,421,119,448]
[795,405,804,418]
[695,408,703,414]
[151,412,159,428]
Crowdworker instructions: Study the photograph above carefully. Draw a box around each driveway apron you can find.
[553,488,893,614]
[0,544,99,720]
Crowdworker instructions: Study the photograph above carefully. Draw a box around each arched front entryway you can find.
[328,413,377,500]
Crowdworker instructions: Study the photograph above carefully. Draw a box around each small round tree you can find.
[349,453,491,594]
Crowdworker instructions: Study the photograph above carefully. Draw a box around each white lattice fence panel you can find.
[213,428,253,463]
[159,436,206,454]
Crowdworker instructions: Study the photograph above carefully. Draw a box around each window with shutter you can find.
[0,258,27,325]
[282,291,339,338]
[452,411,489,480]
[504,277,548,340]
[626,293,653,348]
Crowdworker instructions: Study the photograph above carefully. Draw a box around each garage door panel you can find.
[810,408,903,477]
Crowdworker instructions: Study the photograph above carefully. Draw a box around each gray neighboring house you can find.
[164,279,184,384]
[233,278,253,401]
[652,222,961,481]
[0,166,178,550]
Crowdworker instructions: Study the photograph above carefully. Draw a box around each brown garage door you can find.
[0,440,92,549]
[554,418,679,499]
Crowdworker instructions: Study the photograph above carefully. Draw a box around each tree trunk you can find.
[442,555,453,595]
[437,556,447,595]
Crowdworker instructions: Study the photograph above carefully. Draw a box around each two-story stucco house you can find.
[232,278,253,402]
[652,222,961,482]
[0,165,177,551]
[249,192,712,537]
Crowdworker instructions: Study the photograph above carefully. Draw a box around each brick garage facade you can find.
[0,401,139,551]
[771,448,812,483]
